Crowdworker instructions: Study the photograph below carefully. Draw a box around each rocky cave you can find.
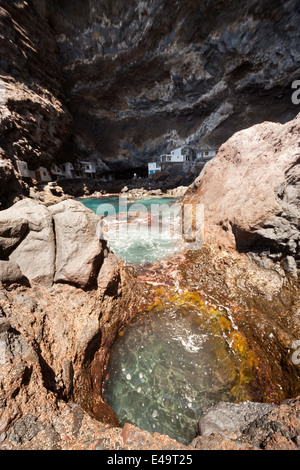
[0,0,299,452]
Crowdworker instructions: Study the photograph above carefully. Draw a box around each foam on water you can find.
[103,306,247,445]
[77,196,183,264]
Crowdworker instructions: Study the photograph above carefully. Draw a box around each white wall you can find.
[17,161,30,178]
[39,167,52,182]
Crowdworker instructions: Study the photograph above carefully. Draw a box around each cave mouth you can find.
[102,299,262,445]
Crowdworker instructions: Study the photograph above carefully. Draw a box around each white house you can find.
[37,167,52,183]
[169,146,194,162]
[158,146,195,164]
[16,160,30,178]
[158,154,168,162]
[50,164,64,180]
[148,145,218,177]
[80,161,96,179]
[196,148,218,161]
[148,161,161,176]
[148,146,194,176]
[60,162,75,179]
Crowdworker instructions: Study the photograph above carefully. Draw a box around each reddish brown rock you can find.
[0,263,144,449]
[187,113,300,275]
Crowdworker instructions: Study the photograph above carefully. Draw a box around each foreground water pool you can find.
[102,301,259,445]
[77,196,184,265]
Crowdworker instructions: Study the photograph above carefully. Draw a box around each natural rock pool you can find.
[102,292,260,445]
[77,196,184,265]
[78,197,260,445]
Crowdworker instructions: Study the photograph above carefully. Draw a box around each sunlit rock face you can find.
[48,0,300,172]
[186,113,300,274]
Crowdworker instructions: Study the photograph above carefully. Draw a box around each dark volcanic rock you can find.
[1,0,299,192]
[0,159,28,210]
[197,401,276,438]
[47,0,300,172]
[0,0,73,208]
[238,397,300,450]
[191,397,300,450]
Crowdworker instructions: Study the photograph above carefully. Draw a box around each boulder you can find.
[2,200,55,287]
[49,200,104,288]
[197,401,275,439]
[187,113,300,273]
[151,171,169,182]
[0,260,29,286]
[97,252,120,296]
[0,198,110,289]
[0,215,28,258]
[168,186,189,198]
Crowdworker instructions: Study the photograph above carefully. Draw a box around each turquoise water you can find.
[78,196,255,444]
[78,196,178,214]
[79,196,238,445]
[103,306,241,445]
[77,196,183,265]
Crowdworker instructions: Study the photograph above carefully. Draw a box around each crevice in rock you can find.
[51,215,57,286]
[82,330,102,366]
